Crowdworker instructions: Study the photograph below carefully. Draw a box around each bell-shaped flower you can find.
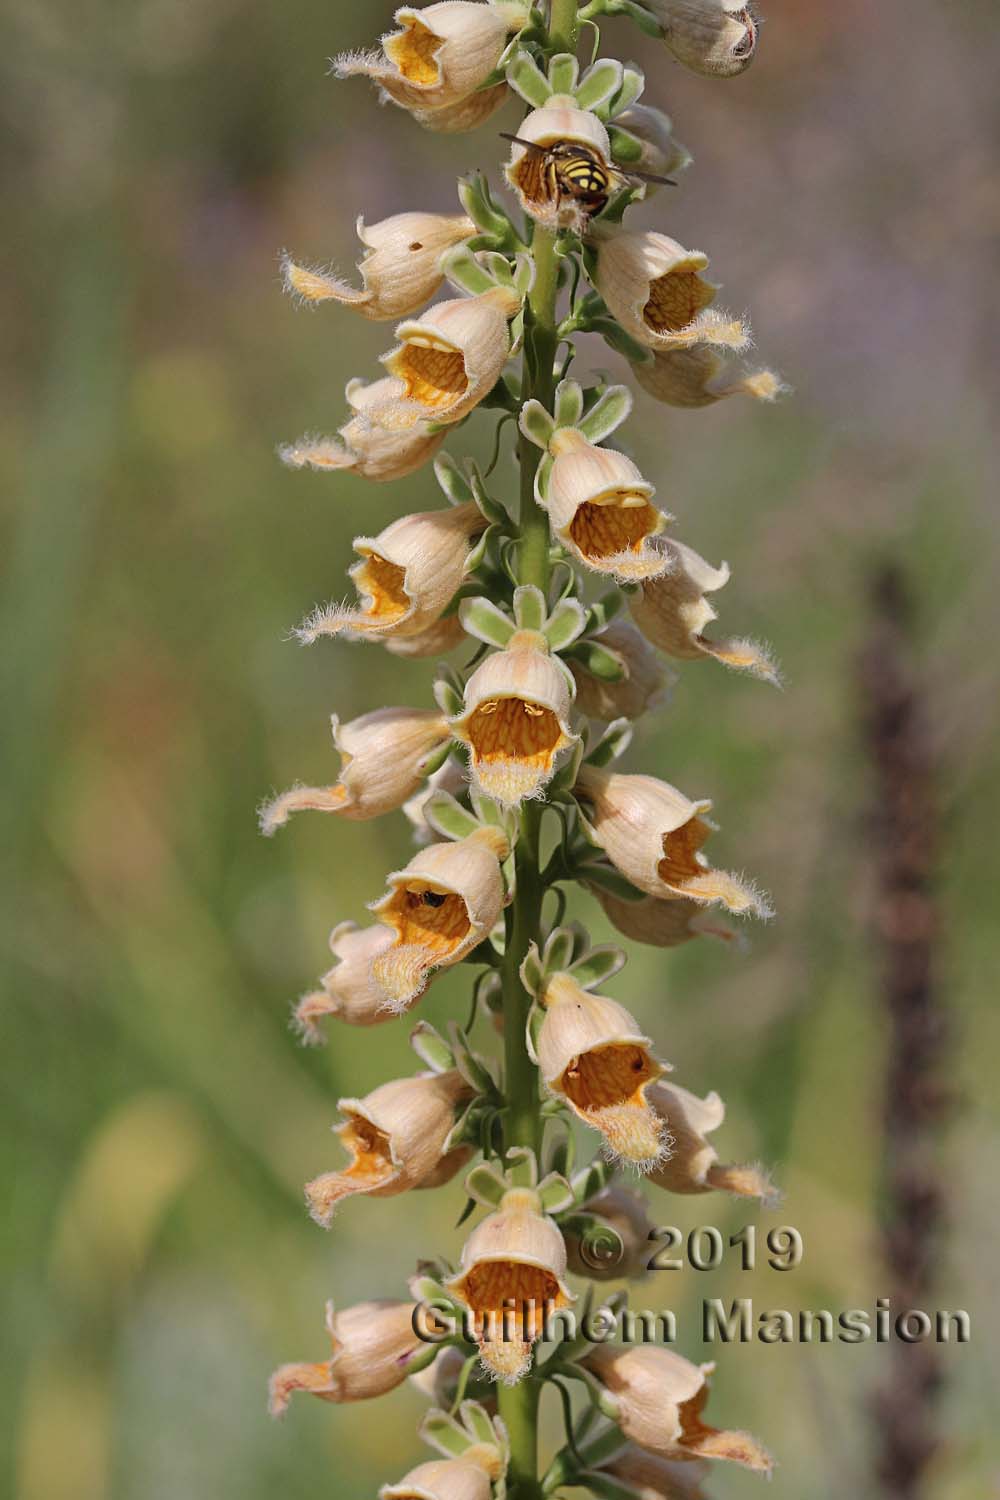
[269,1298,424,1413]
[628,538,779,683]
[611,104,691,183]
[581,1345,773,1472]
[543,429,671,582]
[293,921,400,1042]
[590,228,748,353]
[411,80,510,133]
[450,631,578,806]
[570,620,673,723]
[647,1081,773,1200]
[385,615,468,658]
[283,374,448,484]
[505,97,613,228]
[335,2,518,118]
[576,765,772,918]
[590,886,742,949]
[645,0,759,78]
[305,1069,472,1225]
[260,708,451,832]
[366,288,520,431]
[596,1446,713,1499]
[281,213,475,322]
[564,1183,657,1281]
[536,971,669,1167]
[296,502,485,646]
[369,828,508,1011]
[633,343,784,409]
[381,1459,492,1500]
[446,1187,574,1383]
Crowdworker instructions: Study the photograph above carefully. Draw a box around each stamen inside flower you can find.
[385,19,442,85]
[354,552,410,623]
[383,883,472,958]
[644,271,715,334]
[568,498,660,563]
[393,338,467,410]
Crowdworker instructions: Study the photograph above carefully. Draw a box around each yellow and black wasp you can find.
[500,133,675,220]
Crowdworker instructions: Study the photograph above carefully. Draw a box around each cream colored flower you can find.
[536,971,669,1168]
[281,377,446,483]
[581,1345,773,1471]
[296,502,486,645]
[384,614,469,658]
[611,104,691,183]
[564,1184,655,1281]
[570,621,673,722]
[590,228,747,352]
[647,1081,773,1199]
[505,97,612,227]
[446,1186,574,1382]
[411,80,510,132]
[544,430,671,582]
[597,1445,713,1499]
[260,708,451,831]
[646,0,759,78]
[305,1069,472,1225]
[381,1458,493,1500]
[576,765,772,917]
[450,631,578,806]
[633,344,784,409]
[369,828,509,1010]
[628,538,780,683]
[367,288,520,431]
[269,1299,424,1413]
[292,921,399,1042]
[335,2,516,116]
[282,213,475,322]
[591,887,742,949]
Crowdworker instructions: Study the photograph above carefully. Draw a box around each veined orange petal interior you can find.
[383,883,472,959]
[385,20,442,85]
[560,1043,658,1111]
[643,270,715,333]
[658,816,712,888]
[393,342,468,409]
[569,500,659,562]
[468,698,563,770]
[354,552,411,622]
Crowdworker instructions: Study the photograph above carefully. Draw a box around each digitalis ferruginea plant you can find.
[265,1,785,1493]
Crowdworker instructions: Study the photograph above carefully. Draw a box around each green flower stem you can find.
[498,4,581,1493]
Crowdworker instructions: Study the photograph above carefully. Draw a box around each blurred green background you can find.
[3,0,998,1496]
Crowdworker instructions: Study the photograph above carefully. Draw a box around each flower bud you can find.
[305,1069,472,1225]
[544,430,671,582]
[647,1081,773,1200]
[505,98,612,228]
[292,921,399,1042]
[296,502,486,645]
[564,1184,656,1281]
[570,621,673,723]
[611,104,691,182]
[450,632,578,806]
[628,538,780,683]
[576,765,772,918]
[369,830,508,1010]
[646,0,759,78]
[335,2,516,117]
[260,708,451,831]
[590,228,748,353]
[381,1459,492,1500]
[282,213,475,322]
[597,1445,713,1499]
[633,344,784,409]
[281,377,446,483]
[268,1299,424,1413]
[370,289,520,431]
[446,1186,574,1383]
[537,972,669,1167]
[590,887,742,949]
[581,1345,773,1472]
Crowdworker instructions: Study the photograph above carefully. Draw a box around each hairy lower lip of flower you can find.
[468,698,562,765]
[570,501,658,560]
[561,1043,658,1110]
[644,272,713,333]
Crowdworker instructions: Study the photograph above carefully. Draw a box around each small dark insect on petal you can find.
[421,890,448,908]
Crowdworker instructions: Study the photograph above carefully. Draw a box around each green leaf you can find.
[422,741,454,779]
[513,583,547,632]
[464,1161,509,1206]
[585,591,626,632]
[459,1400,500,1449]
[589,315,654,365]
[586,715,632,767]
[605,0,664,37]
[458,172,517,243]
[420,1408,475,1460]
[441,243,500,297]
[534,450,554,505]
[447,1020,498,1096]
[569,638,627,683]
[525,1000,545,1063]
[542,926,576,974]
[566,944,627,990]
[433,675,465,717]
[459,595,515,648]
[568,1156,614,1205]
[537,1172,575,1215]
[608,123,644,165]
[577,384,633,442]
[410,1020,455,1073]
[519,941,544,998]
[576,1472,643,1500]
[575,57,623,112]
[579,861,647,902]
[506,49,552,107]
[434,451,474,506]
[519,397,554,450]
[424,790,481,843]
[608,65,645,120]
[547,52,579,95]
[546,598,589,653]
[553,377,585,430]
